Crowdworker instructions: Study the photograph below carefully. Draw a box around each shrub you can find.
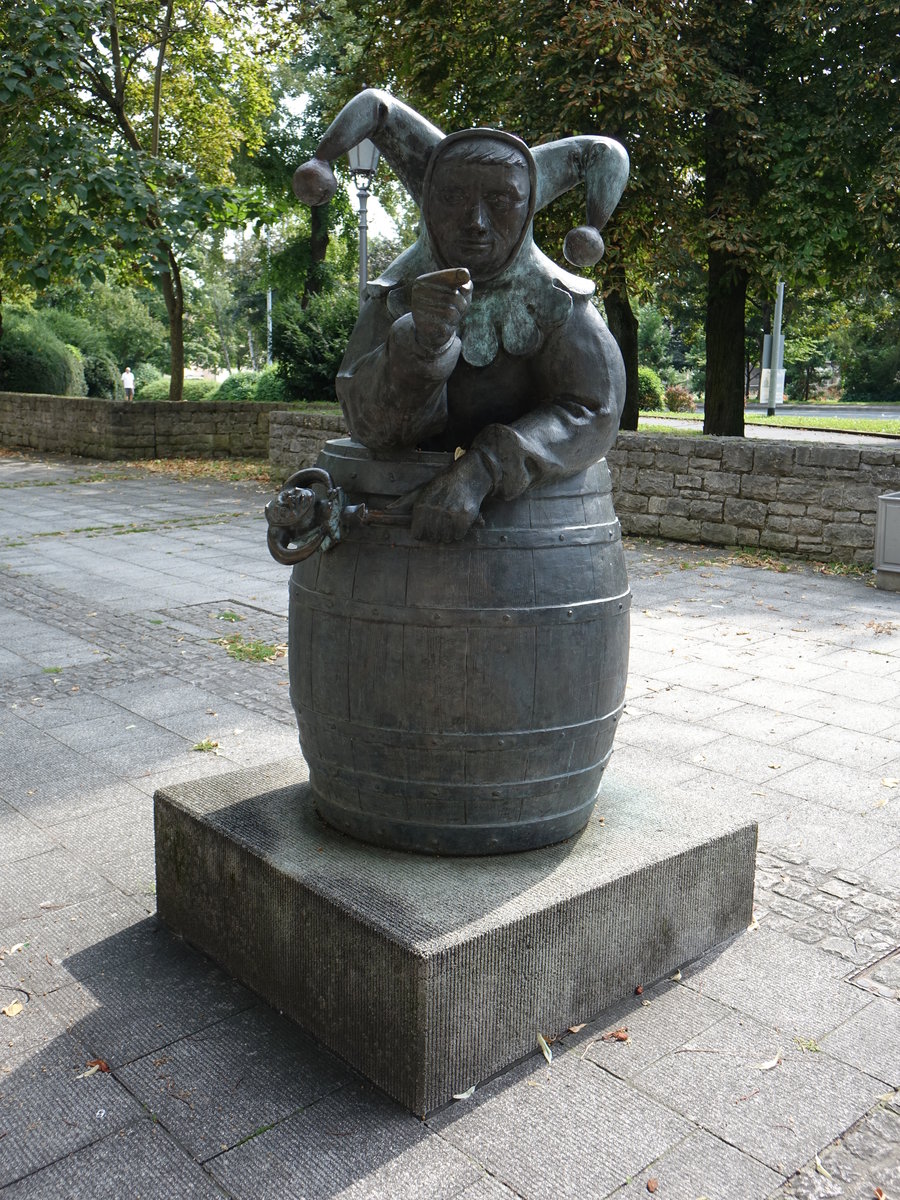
[253,368,287,405]
[0,310,86,395]
[209,372,261,403]
[273,287,358,403]
[83,354,121,400]
[133,362,163,390]
[637,365,665,410]
[137,376,171,402]
[664,384,697,413]
[182,379,219,402]
[40,310,111,358]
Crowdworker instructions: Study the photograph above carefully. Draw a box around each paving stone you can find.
[768,758,893,814]
[208,1083,482,1200]
[785,725,900,770]
[681,928,872,1036]
[634,1012,886,1175]
[819,999,900,1088]
[118,1005,354,1161]
[578,979,733,1079]
[0,847,111,923]
[759,801,900,871]
[0,799,54,864]
[40,937,255,1069]
[772,1094,900,1200]
[427,1050,691,1200]
[0,1032,143,1188]
[49,800,157,897]
[606,1129,784,1199]
[0,1118,228,1199]
[0,894,159,998]
[452,1176,522,1199]
[707,702,825,745]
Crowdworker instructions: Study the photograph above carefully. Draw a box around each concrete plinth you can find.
[154,759,756,1116]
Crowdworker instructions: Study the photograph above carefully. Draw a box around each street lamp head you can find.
[348,139,380,191]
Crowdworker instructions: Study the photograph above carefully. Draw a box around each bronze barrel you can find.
[288,439,630,854]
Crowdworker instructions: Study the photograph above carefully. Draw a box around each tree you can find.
[0,0,283,399]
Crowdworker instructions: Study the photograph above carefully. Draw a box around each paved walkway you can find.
[0,451,898,1200]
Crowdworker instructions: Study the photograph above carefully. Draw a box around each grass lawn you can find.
[639,409,900,437]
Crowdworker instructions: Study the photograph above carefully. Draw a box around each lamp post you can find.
[348,139,380,310]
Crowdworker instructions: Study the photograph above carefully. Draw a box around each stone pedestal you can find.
[154,759,756,1116]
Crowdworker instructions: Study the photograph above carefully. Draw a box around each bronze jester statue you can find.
[273,90,631,854]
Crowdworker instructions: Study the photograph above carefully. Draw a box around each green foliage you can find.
[210,372,261,402]
[79,286,169,371]
[133,362,163,390]
[253,368,287,405]
[137,376,218,403]
[664,384,697,413]
[637,305,674,377]
[136,376,172,403]
[0,310,86,395]
[82,354,121,400]
[842,333,900,403]
[637,365,665,411]
[36,308,121,398]
[273,288,358,403]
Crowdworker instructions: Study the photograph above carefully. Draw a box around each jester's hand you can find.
[410,268,473,354]
[411,451,493,543]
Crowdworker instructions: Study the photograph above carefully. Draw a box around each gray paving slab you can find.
[0,1033,144,1188]
[819,998,900,1088]
[681,927,874,1037]
[759,799,900,871]
[0,799,54,864]
[207,1083,483,1200]
[40,937,255,1069]
[606,1129,784,1199]
[633,1011,886,1175]
[0,847,112,923]
[118,1004,354,1161]
[0,893,157,998]
[428,1050,692,1200]
[0,1118,230,1199]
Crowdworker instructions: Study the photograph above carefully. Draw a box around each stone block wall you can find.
[606,434,900,564]
[0,392,275,460]
[269,408,348,477]
[269,413,900,564]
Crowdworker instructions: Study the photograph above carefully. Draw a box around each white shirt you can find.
[122,370,135,390]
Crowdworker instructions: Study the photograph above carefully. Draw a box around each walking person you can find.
[122,366,135,401]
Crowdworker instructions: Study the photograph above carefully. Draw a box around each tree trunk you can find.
[703,246,746,435]
[603,263,639,431]
[160,249,185,403]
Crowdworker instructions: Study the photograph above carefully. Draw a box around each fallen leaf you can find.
[768,763,781,770]
[647,1180,658,1194]
[1,1001,23,1018]
[670,969,682,981]
[601,1027,630,1043]
[568,1023,586,1034]
[635,984,644,995]
[874,1189,886,1200]
[814,1154,832,1179]
[881,778,899,789]
[753,1048,783,1071]
[452,1084,475,1100]
[86,1059,110,1073]
[537,1032,553,1064]
[75,1065,100,1079]
[747,912,761,931]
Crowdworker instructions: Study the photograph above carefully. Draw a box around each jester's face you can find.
[424,135,533,282]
